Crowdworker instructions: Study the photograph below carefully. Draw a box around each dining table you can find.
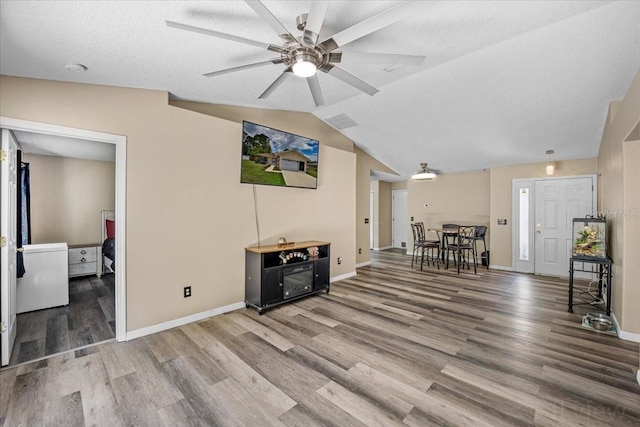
[427,227,459,266]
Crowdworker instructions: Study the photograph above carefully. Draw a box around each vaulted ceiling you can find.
[1,1,639,178]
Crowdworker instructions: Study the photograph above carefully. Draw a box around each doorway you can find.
[392,190,408,250]
[370,191,374,250]
[512,175,596,276]
[0,117,127,367]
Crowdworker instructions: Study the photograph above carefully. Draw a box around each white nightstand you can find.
[68,243,102,278]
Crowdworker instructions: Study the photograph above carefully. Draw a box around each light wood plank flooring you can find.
[8,274,115,366]
[1,249,638,426]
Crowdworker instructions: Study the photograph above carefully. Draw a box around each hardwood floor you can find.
[1,249,638,426]
[8,274,115,366]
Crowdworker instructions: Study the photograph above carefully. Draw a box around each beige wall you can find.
[22,153,115,245]
[489,158,598,268]
[407,170,490,250]
[1,75,356,331]
[622,140,640,335]
[598,69,640,335]
[171,101,354,153]
[355,147,397,265]
[172,100,396,266]
[391,181,407,191]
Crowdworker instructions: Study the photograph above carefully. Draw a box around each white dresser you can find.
[68,243,102,278]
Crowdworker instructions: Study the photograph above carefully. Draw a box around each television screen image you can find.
[241,121,319,189]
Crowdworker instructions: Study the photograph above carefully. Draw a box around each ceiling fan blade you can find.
[259,70,292,99]
[306,74,325,107]
[245,0,297,43]
[339,51,425,66]
[203,58,283,78]
[322,65,379,96]
[166,20,281,52]
[303,1,330,46]
[318,1,426,52]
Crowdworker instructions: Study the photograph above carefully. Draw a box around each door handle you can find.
[536,224,542,234]
[17,247,24,253]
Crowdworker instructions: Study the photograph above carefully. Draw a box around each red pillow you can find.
[106,219,116,239]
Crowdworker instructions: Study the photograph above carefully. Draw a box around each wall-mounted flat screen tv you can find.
[241,121,319,189]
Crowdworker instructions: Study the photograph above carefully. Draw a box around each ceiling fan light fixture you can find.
[411,163,437,181]
[291,53,318,77]
[545,149,555,176]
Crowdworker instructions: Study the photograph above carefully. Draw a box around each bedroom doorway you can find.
[0,117,127,367]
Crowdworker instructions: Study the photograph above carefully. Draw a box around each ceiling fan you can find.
[166,0,426,107]
[411,163,440,180]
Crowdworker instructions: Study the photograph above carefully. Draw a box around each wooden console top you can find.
[245,240,330,254]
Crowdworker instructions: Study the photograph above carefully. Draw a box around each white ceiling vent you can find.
[324,113,358,130]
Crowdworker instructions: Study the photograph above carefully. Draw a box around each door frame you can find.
[369,191,374,250]
[0,117,127,342]
[392,189,408,250]
[511,174,597,275]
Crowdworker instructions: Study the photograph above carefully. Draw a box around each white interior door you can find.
[392,190,408,250]
[534,177,594,276]
[1,129,19,366]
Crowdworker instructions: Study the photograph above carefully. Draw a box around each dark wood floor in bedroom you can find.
[8,274,115,366]
[1,249,638,426]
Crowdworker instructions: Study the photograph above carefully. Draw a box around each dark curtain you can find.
[16,151,29,277]
[20,160,31,245]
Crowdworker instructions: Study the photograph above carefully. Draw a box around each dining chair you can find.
[410,223,425,267]
[411,223,439,270]
[446,225,477,274]
[419,225,440,270]
[473,225,488,269]
[441,223,459,266]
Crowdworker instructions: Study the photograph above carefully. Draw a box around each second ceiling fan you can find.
[166,0,426,107]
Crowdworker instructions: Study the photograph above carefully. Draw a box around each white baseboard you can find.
[637,370,640,387]
[355,261,371,268]
[610,312,640,343]
[489,264,513,271]
[331,271,357,282]
[126,301,246,341]
[373,246,392,251]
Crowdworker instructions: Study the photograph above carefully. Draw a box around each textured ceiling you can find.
[14,131,115,162]
[1,1,639,177]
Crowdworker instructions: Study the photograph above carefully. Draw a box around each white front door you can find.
[392,190,408,250]
[534,177,594,277]
[1,129,19,366]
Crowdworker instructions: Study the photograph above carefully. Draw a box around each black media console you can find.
[245,241,331,314]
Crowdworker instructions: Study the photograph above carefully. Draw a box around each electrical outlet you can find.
[184,286,191,298]
[337,257,342,265]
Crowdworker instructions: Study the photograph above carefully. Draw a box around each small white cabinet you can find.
[68,243,102,278]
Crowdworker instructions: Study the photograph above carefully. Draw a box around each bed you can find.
[101,210,116,274]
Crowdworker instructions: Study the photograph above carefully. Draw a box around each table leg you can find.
[606,263,612,316]
[568,260,574,313]
[597,264,604,298]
